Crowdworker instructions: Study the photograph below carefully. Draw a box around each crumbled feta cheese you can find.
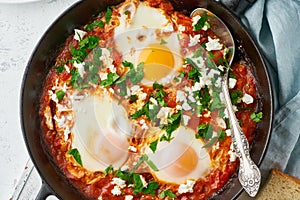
[176,90,186,102]
[216,117,226,129]
[100,48,115,71]
[53,115,65,128]
[99,72,108,80]
[64,64,70,73]
[112,178,127,188]
[203,111,211,118]
[130,85,141,95]
[149,104,154,110]
[149,97,158,105]
[109,88,115,94]
[206,36,223,51]
[125,195,134,200]
[229,78,237,89]
[242,93,254,104]
[141,123,149,130]
[111,185,122,196]
[49,90,59,103]
[225,129,231,136]
[192,15,201,27]
[188,34,201,47]
[182,115,191,126]
[228,150,237,162]
[218,65,225,72]
[178,24,186,32]
[128,145,137,152]
[73,61,85,78]
[139,93,147,100]
[182,102,192,111]
[176,105,182,110]
[188,94,196,103]
[120,165,129,171]
[140,175,148,188]
[74,29,87,41]
[157,107,171,125]
[232,105,238,112]
[178,180,196,194]
[162,23,174,32]
[192,82,202,91]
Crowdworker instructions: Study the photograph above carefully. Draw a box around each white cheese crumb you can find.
[125,195,134,200]
[64,64,70,73]
[53,115,65,128]
[140,175,148,188]
[225,129,231,136]
[99,72,108,80]
[188,34,201,47]
[74,29,87,41]
[192,15,201,27]
[182,115,191,126]
[206,36,223,51]
[182,102,192,111]
[49,90,59,103]
[228,150,237,162]
[111,185,122,196]
[157,107,171,125]
[216,117,226,129]
[229,78,237,89]
[139,93,147,100]
[176,105,182,110]
[109,88,115,94]
[63,126,70,141]
[218,65,225,72]
[176,90,186,102]
[130,85,141,95]
[120,165,129,171]
[178,180,196,194]
[212,142,220,150]
[139,119,149,130]
[188,94,196,103]
[242,93,254,104]
[178,24,186,32]
[112,178,127,189]
[128,145,137,152]
[73,61,85,78]
[100,48,114,72]
[149,97,158,105]
[149,104,154,110]
[192,82,202,91]
[162,23,174,32]
[232,105,238,112]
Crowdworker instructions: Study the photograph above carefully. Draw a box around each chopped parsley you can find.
[105,7,113,24]
[230,90,243,105]
[250,111,263,123]
[149,139,158,153]
[159,190,177,198]
[160,39,167,45]
[99,72,120,87]
[210,91,226,110]
[67,148,82,166]
[193,13,208,31]
[160,111,182,142]
[124,10,129,15]
[122,61,144,85]
[104,164,114,176]
[55,65,65,73]
[85,20,104,31]
[56,90,65,101]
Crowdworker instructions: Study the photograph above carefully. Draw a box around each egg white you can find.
[146,126,211,184]
[71,91,132,171]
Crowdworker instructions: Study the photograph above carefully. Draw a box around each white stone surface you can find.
[0,1,78,199]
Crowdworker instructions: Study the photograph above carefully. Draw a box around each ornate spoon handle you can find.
[222,72,261,197]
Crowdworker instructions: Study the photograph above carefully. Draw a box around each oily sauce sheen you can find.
[39,0,260,199]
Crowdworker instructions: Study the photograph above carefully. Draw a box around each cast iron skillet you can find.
[20,0,273,199]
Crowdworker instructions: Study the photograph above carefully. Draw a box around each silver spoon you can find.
[191,8,261,197]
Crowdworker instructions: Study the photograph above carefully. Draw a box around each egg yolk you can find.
[139,43,174,81]
[164,143,198,177]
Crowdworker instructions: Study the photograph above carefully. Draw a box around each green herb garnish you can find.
[55,65,65,73]
[250,111,263,123]
[160,39,167,45]
[194,14,208,31]
[56,90,65,101]
[149,139,158,153]
[105,7,113,24]
[85,20,104,31]
[104,164,114,176]
[230,91,243,105]
[160,111,182,142]
[159,190,177,198]
[99,72,120,87]
[67,148,82,166]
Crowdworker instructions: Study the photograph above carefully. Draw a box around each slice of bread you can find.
[257,168,300,200]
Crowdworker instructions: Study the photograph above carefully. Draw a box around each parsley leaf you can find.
[85,20,104,31]
[159,190,177,198]
[160,39,167,45]
[70,45,88,63]
[142,181,159,196]
[116,169,134,184]
[78,35,100,50]
[105,7,112,24]
[99,72,120,87]
[250,111,263,123]
[194,14,208,31]
[160,112,182,142]
[56,90,65,101]
[104,164,114,176]
[55,65,65,73]
[202,136,218,148]
[230,91,243,105]
[124,10,129,15]
[67,148,82,166]
[210,91,226,110]
[149,139,158,153]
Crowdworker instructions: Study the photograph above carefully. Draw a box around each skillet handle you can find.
[219,0,257,16]
[35,182,54,200]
